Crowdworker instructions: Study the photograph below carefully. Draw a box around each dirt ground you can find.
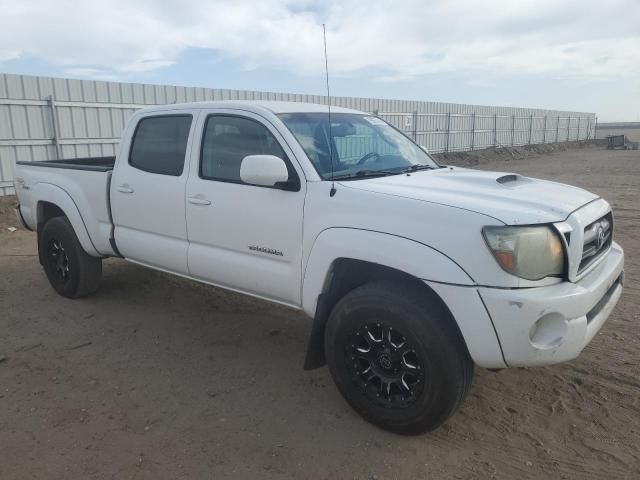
[0,144,638,480]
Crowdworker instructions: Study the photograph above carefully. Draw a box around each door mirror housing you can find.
[240,155,290,188]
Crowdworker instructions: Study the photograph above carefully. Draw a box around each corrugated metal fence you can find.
[0,73,595,196]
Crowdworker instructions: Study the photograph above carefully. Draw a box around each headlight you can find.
[482,226,565,280]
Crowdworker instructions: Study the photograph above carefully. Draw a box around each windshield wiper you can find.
[331,169,401,180]
[402,164,437,173]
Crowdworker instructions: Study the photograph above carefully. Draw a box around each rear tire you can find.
[324,281,473,434]
[39,216,102,298]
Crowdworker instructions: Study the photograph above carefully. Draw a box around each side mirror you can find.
[240,155,289,188]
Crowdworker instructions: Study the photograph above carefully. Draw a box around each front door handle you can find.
[117,184,134,194]
[188,195,211,206]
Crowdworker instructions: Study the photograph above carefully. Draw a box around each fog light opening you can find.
[529,313,568,350]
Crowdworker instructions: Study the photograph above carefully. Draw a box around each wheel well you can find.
[304,258,460,370]
[324,259,436,309]
[36,202,66,265]
[38,201,66,226]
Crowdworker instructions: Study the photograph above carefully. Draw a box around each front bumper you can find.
[479,242,624,367]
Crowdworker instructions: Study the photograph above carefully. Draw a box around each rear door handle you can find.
[188,195,211,206]
[117,184,134,194]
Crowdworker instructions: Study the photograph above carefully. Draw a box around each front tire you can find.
[324,281,473,434]
[40,216,102,298]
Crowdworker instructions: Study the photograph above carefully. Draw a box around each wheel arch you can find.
[33,183,100,260]
[301,228,475,369]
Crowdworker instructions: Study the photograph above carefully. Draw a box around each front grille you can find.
[579,212,613,273]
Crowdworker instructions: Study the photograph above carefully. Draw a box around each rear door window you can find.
[129,115,192,176]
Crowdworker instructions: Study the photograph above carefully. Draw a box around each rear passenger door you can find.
[185,110,306,305]
[111,111,196,275]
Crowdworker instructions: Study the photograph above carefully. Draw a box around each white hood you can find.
[341,167,599,225]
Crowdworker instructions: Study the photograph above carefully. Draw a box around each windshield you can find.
[278,112,439,179]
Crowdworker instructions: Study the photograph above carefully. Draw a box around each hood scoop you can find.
[496,173,531,186]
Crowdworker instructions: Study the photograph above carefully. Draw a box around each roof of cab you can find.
[138,100,365,115]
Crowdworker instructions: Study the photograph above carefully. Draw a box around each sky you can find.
[0,0,639,121]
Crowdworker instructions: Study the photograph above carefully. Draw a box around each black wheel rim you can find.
[47,238,70,282]
[347,323,425,408]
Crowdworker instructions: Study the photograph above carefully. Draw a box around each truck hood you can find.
[340,167,599,225]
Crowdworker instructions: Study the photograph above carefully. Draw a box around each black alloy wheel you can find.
[325,281,474,434]
[47,238,71,282]
[348,322,425,408]
[39,216,102,298]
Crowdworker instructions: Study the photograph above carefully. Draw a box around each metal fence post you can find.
[577,118,581,141]
[594,117,598,140]
[47,95,62,160]
[542,116,547,144]
[412,111,418,141]
[493,114,498,147]
[511,115,515,146]
[585,118,591,140]
[556,116,560,143]
[445,112,451,152]
[470,113,476,151]
[528,114,533,145]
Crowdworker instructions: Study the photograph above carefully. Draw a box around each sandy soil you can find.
[0,144,638,479]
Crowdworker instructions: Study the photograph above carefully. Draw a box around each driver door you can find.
[185,110,306,306]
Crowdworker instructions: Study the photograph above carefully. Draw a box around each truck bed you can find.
[14,155,117,257]
[16,156,115,172]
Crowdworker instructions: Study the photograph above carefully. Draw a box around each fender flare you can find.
[32,182,100,257]
[300,228,477,369]
[301,227,474,317]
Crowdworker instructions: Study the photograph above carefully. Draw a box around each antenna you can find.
[322,23,336,197]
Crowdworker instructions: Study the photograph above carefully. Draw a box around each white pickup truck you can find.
[14,101,624,434]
